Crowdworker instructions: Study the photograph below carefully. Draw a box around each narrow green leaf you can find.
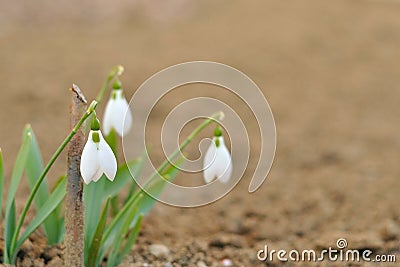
[105,129,118,215]
[0,149,4,220]
[5,129,31,214]
[124,151,147,204]
[116,214,143,265]
[111,195,119,219]
[103,157,143,217]
[110,196,120,217]
[103,157,143,198]
[87,197,111,267]
[105,128,118,159]
[99,194,143,263]
[139,157,183,216]
[104,130,122,216]
[84,176,106,250]
[14,176,67,258]
[56,218,65,244]
[125,183,137,205]
[24,126,61,244]
[3,129,32,264]
[138,178,166,217]
[51,175,67,244]
[4,200,16,263]
[23,125,49,209]
[107,196,142,267]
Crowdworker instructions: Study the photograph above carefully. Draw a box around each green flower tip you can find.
[215,138,220,147]
[112,90,118,100]
[214,125,222,137]
[91,117,101,131]
[92,131,100,143]
[112,79,122,90]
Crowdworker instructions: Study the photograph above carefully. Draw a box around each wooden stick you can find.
[65,84,87,267]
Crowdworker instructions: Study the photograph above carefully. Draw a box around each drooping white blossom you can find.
[203,135,232,184]
[80,129,117,184]
[103,88,132,137]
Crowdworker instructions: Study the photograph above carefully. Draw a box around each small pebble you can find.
[221,258,233,266]
[149,244,170,258]
[164,262,173,267]
[381,220,399,241]
[197,261,208,267]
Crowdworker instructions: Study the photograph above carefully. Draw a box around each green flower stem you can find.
[96,65,124,103]
[9,100,98,258]
[147,111,224,185]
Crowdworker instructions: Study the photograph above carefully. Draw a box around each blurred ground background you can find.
[0,0,400,266]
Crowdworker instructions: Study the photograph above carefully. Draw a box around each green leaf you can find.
[99,194,143,263]
[3,129,32,263]
[84,141,138,245]
[14,176,67,258]
[52,175,67,244]
[4,200,16,263]
[105,128,118,159]
[125,183,137,205]
[84,176,106,250]
[124,151,147,204]
[116,214,143,265]
[87,197,111,267]
[139,157,183,216]
[24,126,62,244]
[107,196,143,267]
[103,157,143,198]
[23,125,49,209]
[5,128,31,215]
[110,196,120,217]
[103,157,143,217]
[102,129,122,217]
[0,149,4,220]
[56,218,65,243]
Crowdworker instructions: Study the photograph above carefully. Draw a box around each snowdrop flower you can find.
[203,125,232,183]
[103,80,132,137]
[80,117,117,184]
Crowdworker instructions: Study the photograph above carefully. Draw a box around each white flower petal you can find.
[203,140,218,183]
[91,167,104,182]
[121,97,132,137]
[102,90,132,137]
[103,97,118,136]
[80,131,100,184]
[202,136,232,184]
[215,140,232,183]
[97,131,117,181]
[112,93,131,137]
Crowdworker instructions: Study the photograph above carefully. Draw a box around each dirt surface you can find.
[1,1,400,266]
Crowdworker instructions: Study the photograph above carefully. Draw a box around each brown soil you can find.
[1,1,400,266]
